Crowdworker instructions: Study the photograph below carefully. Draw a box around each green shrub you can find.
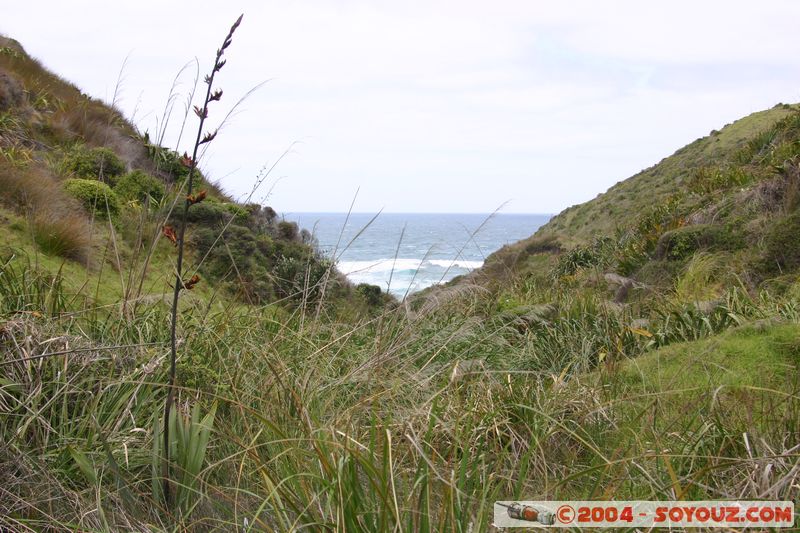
[523,235,561,256]
[188,213,332,304]
[768,140,800,169]
[114,170,165,203]
[686,166,753,195]
[762,211,800,273]
[734,129,777,164]
[184,201,226,224]
[552,237,614,278]
[356,283,384,307]
[191,225,276,303]
[63,178,119,217]
[180,200,249,225]
[143,138,189,181]
[277,220,299,241]
[274,255,332,300]
[223,203,249,223]
[62,145,126,182]
[734,112,800,165]
[612,195,687,275]
[656,224,743,261]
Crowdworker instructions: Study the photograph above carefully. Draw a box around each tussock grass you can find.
[674,251,723,304]
[32,211,91,261]
[0,160,92,262]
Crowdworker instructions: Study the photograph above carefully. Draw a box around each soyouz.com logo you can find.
[493,501,795,528]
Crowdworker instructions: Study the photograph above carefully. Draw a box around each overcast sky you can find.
[4,1,800,213]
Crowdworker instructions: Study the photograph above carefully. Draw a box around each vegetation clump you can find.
[356,282,384,306]
[524,234,562,255]
[63,178,120,217]
[143,137,190,181]
[114,169,165,203]
[551,237,612,278]
[761,210,800,273]
[0,67,24,111]
[61,145,126,182]
[178,199,247,225]
[277,219,300,241]
[655,223,743,261]
[32,211,91,261]
[687,166,753,194]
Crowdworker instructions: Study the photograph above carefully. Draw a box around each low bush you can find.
[734,127,778,164]
[277,220,300,241]
[274,254,333,300]
[613,195,687,275]
[356,283,384,307]
[768,140,800,169]
[183,201,225,224]
[191,225,276,303]
[63,178,120,217]
[143,137,189,181]
[223,202,249,223]
[190,218,336,304]
[180,200,248,225]
[552,237,614,278]
[61,145,126,182]
[243,204,279,234]
[687,166,753,195]
[761,210,800,273]
[523,235,562,255]
[656,224,743,261]
[114,170,165,203]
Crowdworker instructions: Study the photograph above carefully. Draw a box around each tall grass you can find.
[0,160,91,262]
[0,248,797,530]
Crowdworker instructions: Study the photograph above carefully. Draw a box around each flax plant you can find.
[163,14,243,506]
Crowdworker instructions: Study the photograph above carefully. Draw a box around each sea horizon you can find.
[284,212,552,296]
[284,211,555,216]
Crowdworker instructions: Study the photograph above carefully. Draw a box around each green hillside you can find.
[539,105,798,246]
[475,103,800,294]
[0,34,375,312]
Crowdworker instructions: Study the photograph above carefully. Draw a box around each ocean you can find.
[285,213,551,297]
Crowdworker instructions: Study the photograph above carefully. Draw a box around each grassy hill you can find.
[474,102,800,294]
[538,105,798,246]
[0,34,376,312]
[1,29,798,531]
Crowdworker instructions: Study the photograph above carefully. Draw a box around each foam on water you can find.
[337,257,485,295]
[337,258,484,275]
[286,213,551,297]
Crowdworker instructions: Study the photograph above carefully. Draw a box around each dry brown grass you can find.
[0,36,83,109]
[0,67,24,112]
[0,159,91,262]
[1,34,148,171]
[31,210,91,262]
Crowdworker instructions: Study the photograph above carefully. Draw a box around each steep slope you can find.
[0,35,369,310]
[475,103,800,292]
[539,104,797,246]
